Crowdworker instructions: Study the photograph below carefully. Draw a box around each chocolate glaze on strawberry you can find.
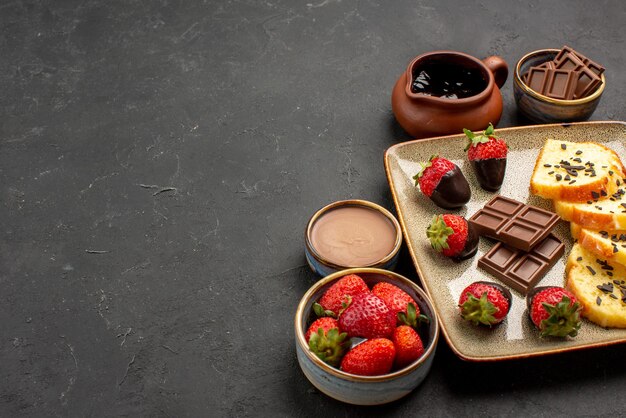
[470,158,507,191]
[429,165,471,209]
[475,281,512,307]
[455,221,479,260]
[526,286,558,310]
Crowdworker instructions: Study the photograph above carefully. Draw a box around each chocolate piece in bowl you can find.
[554,49,585,72]
[468,195,560,252]
[573,66,602,99]
[544,68,578,100]
[554,45,606,76]
[526,67,549,93]
[478,234,565,295]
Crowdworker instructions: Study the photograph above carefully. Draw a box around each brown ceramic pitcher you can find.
[391,51,508,139]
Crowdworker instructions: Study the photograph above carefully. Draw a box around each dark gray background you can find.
[1,0,625,416]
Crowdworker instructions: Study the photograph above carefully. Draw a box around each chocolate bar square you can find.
[574,66,602,99]
[554,50,585,72]
[468,195,560,252]
[478,234,565,294]
[544,69,578,100]
[526,67,549,93]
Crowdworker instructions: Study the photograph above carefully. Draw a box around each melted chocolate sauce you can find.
[411,61,487,99]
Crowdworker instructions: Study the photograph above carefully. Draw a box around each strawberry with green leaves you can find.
[304,317,341,342]
[427,214,478,261]
[340,338,396,376]
[527,286,582,338]
[458,281,512,326]
[315,273,370,317]
[413,155,471,209]
[307,321,348,367]
[463,123,508,191]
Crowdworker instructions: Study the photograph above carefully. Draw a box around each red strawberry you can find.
[338,293,396,339]
[458,281,512,326]
[392,325,425,369]
[412,155,471,209]
[316,274,370,317]
[371,281,417,318]
[340,338,396,376]
[304,317,340,342]
[463,123,508,191]
[427,214,478,260]
[527,286,582,338]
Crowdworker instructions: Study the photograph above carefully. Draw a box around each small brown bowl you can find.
[513,49,605,123]
[304,200,402,276]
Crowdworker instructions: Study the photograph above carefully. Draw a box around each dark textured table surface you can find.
[2,1,626,416]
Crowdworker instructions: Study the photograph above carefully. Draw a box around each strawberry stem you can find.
[398,302,429,328]
[459,292,498,326]
[308,327,348,367]
[538,296,582,338]
[412,154,438,185]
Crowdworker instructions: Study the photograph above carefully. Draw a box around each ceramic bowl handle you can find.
[482,56,508,88]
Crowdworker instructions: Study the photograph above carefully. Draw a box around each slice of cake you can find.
[566,243,626,328]
[554,189,626,231]
[530,138,625,202]
[570,223,626,268]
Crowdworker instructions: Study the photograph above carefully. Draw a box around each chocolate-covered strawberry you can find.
[458,281,512,326]
[413,155,471,209]
[527,286,582,338]
[427,214,478,261]
[463,123,507,191]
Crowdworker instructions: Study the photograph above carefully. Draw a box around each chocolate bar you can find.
[478,234,565,294]
[525,67,578,100]
[468,195,560,252]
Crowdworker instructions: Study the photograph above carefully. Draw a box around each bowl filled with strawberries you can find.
[294,268,439,405]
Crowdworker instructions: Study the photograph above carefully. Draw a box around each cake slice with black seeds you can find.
[566,243,626,328]
[570,223,626,269]
[530,138,625,202]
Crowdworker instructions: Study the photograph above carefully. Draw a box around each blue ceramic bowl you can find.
[513,49,605,123]
[294,268,439,405]
[304,200,403,277]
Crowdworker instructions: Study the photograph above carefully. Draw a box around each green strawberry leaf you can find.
[413,155,438,185]
[398,302,430,328]
[426,215,454,253]
[459,292,498,326]
[313,302,336,318]
[484,122,495,136]
[308,327,348,367]
[538,296,582,338]
[463,123,499,151]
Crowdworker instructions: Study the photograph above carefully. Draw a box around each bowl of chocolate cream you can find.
[305,200,403,276]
